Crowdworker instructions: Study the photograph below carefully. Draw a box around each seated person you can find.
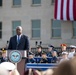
[47,45,58,57]
[0,49,8,63]
[35,45,42,57]
[68,45,76,59]
[59,52,69,63]
[28,53,36,63]
[0,48,8,63]
[40,51,48,63]
[58,44,67,56]
[51,51,58,63]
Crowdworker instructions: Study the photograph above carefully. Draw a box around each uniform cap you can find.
[41,51,46,55]
[48,45,54,48]
[70,45,76,48]
[28,51,34,56]
[1,48,6,53]
[37,45,42,49]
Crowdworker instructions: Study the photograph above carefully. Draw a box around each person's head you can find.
[28,52,34,59]
[37,45,42,52]
[70,45,76,52]
[16,26,22,35]
[48,45,54,52]
[53,59,76,75]
[41,52,47,59]
[52,51,57,57]
[60,44,67,51]
[0,62,20,75]
[1,48,6,58]
[28,54,34,59]
[71,48,75,52]
[53,60,72,75]
[0,65,9,75]
[62,52,68,58]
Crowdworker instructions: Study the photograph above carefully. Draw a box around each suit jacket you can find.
[8,35,29,50]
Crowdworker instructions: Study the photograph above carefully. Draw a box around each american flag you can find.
[54,0,76,21]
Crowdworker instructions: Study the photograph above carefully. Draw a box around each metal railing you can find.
[31,47,71,54]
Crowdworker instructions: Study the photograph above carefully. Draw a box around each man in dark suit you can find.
[8,26,29,50]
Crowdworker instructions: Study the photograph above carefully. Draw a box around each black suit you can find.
[8,35,29,50]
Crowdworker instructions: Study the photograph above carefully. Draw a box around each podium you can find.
[17,57,27,75]
[7,50,28,75]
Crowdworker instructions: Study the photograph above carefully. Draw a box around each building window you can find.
[12,21,21,36]
[32,0,41,5]
[0,0,2,6]
[51,20,61,38]
[32,20,41,38]
[51,0,55,5]
[13,0,21,6]
[0,22,2,39]
[73,21,76,37]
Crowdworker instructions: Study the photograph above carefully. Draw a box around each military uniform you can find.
[58,44,67,56]
[35,45,42,57]
[47,51,53,57]
[40,51,48,63]
[51,56,58,63]
[0,48,8,63]
[47,45,58,57]
[35,52,42,57]
[28,51,36,63]
[40,58,48,63]
[28,58,36,63]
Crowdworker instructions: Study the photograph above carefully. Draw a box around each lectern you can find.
[17,57,27,75]
[7,50,28,75]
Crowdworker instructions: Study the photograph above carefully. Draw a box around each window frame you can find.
[51,0,55,5]
[31,19,41,39]
[12,0,21,7]
[0,0,2,7]
[31,0,41,6]
[72,21,76,38]
[51,19,61,39]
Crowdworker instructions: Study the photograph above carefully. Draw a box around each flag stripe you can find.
[54,0,58,19]
[69,0,73,20]
[63,0,67,20]
[67,0,70,20]
[73,0,76,20]
[60,0,64,20]
[57,0,61,20]
[54,0,76,21]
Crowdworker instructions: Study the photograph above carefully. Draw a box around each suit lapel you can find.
[15,35,17,45]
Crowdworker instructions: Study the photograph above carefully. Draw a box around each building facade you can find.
[0,0,76,48]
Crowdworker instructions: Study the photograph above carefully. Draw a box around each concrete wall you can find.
[0,0,75,48]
